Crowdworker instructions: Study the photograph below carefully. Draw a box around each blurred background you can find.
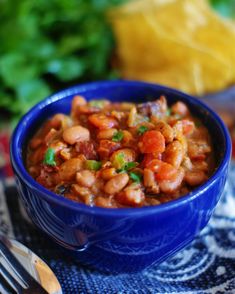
[0,0,234,176]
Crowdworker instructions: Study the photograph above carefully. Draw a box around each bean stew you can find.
[26,95,214,208]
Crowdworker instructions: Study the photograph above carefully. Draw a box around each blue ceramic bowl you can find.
[10,81,231,273]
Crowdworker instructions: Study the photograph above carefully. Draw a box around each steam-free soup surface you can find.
[27,95,213,208]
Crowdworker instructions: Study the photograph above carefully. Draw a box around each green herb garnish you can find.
[112,131,124,142]
[85,160,102,171]
[129,171,142,183]
[137,125,148,135]
[43,148,56,166]
[117,162,137,173]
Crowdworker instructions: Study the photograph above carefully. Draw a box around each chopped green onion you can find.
[85,160,102,171]
[137,125,148,135]
[43,148,56,166]
[89,99,107,108]
[117,162,137,173]
[112,152,125,169]
[112,131,124,142]
[129,171,142,183]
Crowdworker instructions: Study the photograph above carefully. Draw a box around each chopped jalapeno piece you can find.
[129,171,142,183]
[43,148,56,166]
[86,160,102,170]
[112,131,124,142]
[137,125,148,135]
[117,162,137,173]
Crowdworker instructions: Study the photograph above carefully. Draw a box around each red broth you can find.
[26,96,214,208]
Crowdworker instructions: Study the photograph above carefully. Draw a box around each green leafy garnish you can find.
[43,148,56,166]
[85,160,102,171]
[137,125,148,135]
[112,131,124,142]
[129,171,142,183]
[117,162,137,173]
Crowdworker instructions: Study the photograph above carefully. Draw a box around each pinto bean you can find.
[59,158,84,181]
[63,126,90,145]
[72,184,92,205]
[104,173,129,195]
[116,188,145,207]
[154,121,174,143]
[158,168,185,194]
[50,114,70,130]
[188,139,211,160]
[95,196,113,208]
[143,169,160,194]
[164,140,184,168]
[184,170,207,186]
[71,95,87,117]
[97,128,117,140]
[76,170,96,188]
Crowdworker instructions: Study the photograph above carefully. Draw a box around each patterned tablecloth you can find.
[0,162,234,294]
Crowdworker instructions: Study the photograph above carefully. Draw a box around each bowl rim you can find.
[10,80,232,216]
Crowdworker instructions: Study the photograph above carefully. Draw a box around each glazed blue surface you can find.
[10,81,231,273]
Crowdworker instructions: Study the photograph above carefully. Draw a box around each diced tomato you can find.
[140,130,165,153]
[88,114,118,129]
[146,159,177,181]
